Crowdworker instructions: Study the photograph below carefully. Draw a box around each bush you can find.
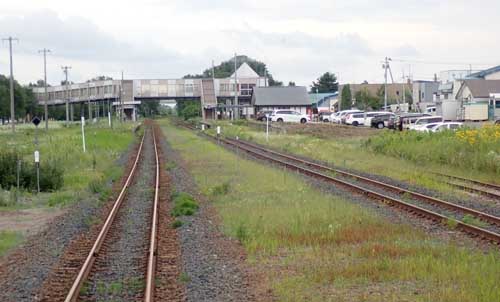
[171,192,199,217]
[0,150,64,192]
[211,182,230,196]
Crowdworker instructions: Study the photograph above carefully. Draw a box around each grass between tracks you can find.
[0,120,138,254]
[161,119,500,302]
[204,121,500,196]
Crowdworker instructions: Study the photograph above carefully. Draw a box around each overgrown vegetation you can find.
[171,192,199,217]
[0,150,63,192]
[365,125,500,174]
[161,119,500,302]
[0,231,23,256]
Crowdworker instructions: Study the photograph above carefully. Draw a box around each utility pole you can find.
[120,71,124,122]
[3,36,18,133]
[38,48,51,131]
[61,66,71,126]
[382,57,392,111]
[234,53,238,120]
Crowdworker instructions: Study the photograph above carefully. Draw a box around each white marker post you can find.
[108,111,111,128]
[201,124,205,131]
[266,114,269,143]
[81,116,86,153]
[216,126,221,144]
[34,150,40,193]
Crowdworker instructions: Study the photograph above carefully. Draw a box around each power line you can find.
[391,58,497,67]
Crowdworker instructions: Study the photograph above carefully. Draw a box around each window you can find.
[496,100,500,109]
[185,84,194,93]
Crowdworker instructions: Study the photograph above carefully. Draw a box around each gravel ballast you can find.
[159,135,258,302]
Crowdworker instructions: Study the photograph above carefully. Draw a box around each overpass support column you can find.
[88,100,92,121]
[70,103,74,121]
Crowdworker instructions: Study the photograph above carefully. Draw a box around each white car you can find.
[334,110,363,124]
[416,122,443,132]
[408,116,443,131]
[270,110,310,123]
[345,112,366,126]
[429,122,463,132]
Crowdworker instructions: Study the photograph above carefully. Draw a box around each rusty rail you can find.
[229,138,500,227]
[144,126,160,302]
[211,135,500,245]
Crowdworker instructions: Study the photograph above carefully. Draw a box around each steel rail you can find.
[228,138,500,226]
[65,132,147,302]
[218,137,500,245]
[144,126,160,302]
[435,172,500,191]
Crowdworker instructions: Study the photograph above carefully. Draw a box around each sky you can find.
[0,0,499,87]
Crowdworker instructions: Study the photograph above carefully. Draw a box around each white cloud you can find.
[0,1,500,87]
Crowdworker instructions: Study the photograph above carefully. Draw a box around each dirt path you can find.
[0,208,63,234]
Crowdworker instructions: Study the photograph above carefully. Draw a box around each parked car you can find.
[256,110,273,121]
[319,111,334,122]
[345,112,366,126]
[335,110,363,124]
[408,116,443,131]
[415,122,443,132]
[425,106,437,114]
[395,113,432,131]
[371,113,396,129]
[429,122,463,132]
[363,112,393,127]
[495,119,500,125]
[270,110,310,123]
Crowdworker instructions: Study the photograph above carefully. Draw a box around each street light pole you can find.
[39,48,51,131]
[3,36,19,133]
[61,66,72,126]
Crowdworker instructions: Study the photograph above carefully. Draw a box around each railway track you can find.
[63,126,160,302]
[434,173,500,201]
[178,123,500,245]
[38,124,164,302]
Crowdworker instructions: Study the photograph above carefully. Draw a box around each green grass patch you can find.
[160,118,500,302]
[172,219,183,228]
[171,192,199,217]
[47,191,75,207]
[0,231,23,256]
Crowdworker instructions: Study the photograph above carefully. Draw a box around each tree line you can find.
[0,75,40,124]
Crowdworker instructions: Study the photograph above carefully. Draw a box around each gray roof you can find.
[461,80,500,98]
[468,65,500,79]
[251,86,312,106]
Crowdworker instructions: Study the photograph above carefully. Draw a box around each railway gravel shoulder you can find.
[159,134,270,302]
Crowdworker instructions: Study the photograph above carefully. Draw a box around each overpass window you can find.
[185,84,194,93]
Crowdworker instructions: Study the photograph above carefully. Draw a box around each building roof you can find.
[230,62,260,78]
[459,80,500,98]
[252,86,312,106]
[468,65,500,79]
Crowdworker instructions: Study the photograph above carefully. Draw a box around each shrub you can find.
[211,182,230,196]
[0,150,63,192]
[171,192,199,217]
[88,178,105,194]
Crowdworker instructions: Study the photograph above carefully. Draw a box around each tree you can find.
[340,85,352,110]
[183,55,283,86]
[354,88,381,110]
[288,81,296,86]
[311,72,338,93]
[177,100,201,120]
[0,74,38,123]
[138,100,160,117]
[86,76,113,82]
